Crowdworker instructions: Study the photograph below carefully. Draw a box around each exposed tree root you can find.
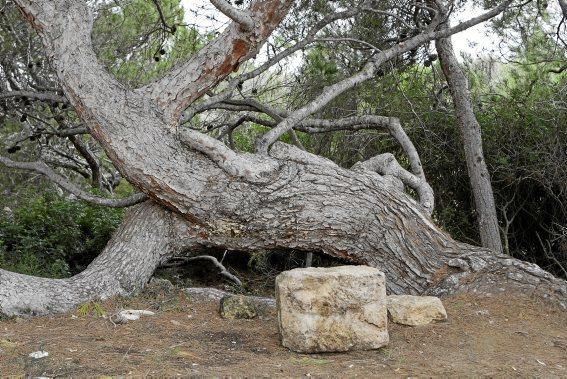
[0,203,177,316]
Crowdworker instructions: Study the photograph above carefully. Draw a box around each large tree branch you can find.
[137,0,295,125]
[254,0,514,154]
[0,156,147,207]
[177,128,279,183]
[213,110,433,211]
[180,8,365,125]
[209,0,254,30]
[204,101,427,181]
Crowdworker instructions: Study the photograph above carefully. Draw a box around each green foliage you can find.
[93,0,203,85]
[294,26,566,276]
[304,47,339,84]
[0,193,123,278]
[76,302,107,318]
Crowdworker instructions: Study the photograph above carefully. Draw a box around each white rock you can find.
[276,265,389,353]
[29,350,49,359]
[113,309,156,323]
[120,309,155,320]
[387,295,447,326]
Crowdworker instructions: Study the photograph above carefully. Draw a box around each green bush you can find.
[0,193,124,278]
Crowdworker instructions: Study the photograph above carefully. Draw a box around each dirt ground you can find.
[1,287,566,378]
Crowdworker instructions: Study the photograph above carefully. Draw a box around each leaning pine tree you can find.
[0,0,565,316]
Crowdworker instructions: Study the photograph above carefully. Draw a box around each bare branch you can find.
[209,0,254,30]
[0,156,147,207]
[48,126,89,137]
[0,90,67,104]
[68,135,102,189]
[254,0,514,153]
[161,254,242,286]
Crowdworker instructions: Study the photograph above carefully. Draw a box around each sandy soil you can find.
[0,288,565,377]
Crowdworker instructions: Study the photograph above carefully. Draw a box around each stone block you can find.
[387,295,447,326]
[276,265,388,353]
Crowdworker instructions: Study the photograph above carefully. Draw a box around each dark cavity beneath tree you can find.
[0,0,566,316]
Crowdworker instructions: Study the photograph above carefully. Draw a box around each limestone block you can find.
[387,295,447,326]
[276,265,389,353]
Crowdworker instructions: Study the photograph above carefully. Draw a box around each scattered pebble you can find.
[112,309,156,323]
[29,351,49,359]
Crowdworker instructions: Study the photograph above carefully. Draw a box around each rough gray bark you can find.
[0,202,183,316]
[435,35,503,254]
[0,0,565,316]
[559,0,567,19]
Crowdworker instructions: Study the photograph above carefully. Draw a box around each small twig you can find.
[120,343,134,363]
[536,232,567,278]
[163,255,242,286]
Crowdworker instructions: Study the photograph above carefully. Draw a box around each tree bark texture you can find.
[0,202,185,316]
[0,0,565,316]
[435,36,503,254]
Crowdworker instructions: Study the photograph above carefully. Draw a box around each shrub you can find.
[0,193,124,278]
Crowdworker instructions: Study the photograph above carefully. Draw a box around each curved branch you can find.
[137,0,294,124]
[0,156,147,207]
[205,104,427,182]
[177,128,279,183]
[254,0,513,153]
[352,153,434,214]
[210,0,254,30]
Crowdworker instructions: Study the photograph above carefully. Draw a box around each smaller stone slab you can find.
[387,295,447,326]
[276,266,389,353]
[218,294,275,319]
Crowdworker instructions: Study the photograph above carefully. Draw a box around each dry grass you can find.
[0,287,566,377]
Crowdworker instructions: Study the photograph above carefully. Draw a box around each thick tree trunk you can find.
[3,166,565,317]
[435,36,503,254]
[0,202,184,316]
[2,0,565,317]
